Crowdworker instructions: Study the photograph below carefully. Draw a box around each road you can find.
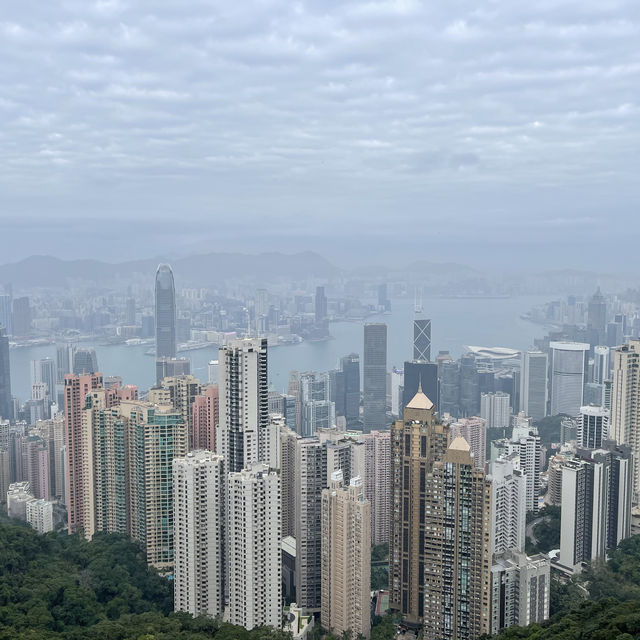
[526,516,545,544]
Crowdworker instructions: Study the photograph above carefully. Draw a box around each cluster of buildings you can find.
[2,271,640,640]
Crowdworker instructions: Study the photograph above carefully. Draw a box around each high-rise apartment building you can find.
[151,375,202,449]
[490,455,527,555]
[295,437,327,611]
[481,391,511,429]
[173,450,224,618]
[363,323,387,431]
[610,340,640,503]
[280,424,300,539]
[490,550,550,634]
[520,350,548,421]
[549,342,589,416]
[362,430,391,545]
[121,400,188,570]
[422,437,492,640]
[227,463,281,630]
[558,441,632,573]
[578,404,609,449]
[413,317,431,362]
[593,346,610,385]
[390,388,448,625]
[217,338,268,473]
[191,385,219,451]
[321,472,371,639]
[0,328,10,422]
[64,373,104,534]
[155,357,191,384]
[449,417,487,470]
[509,425,542,514]
[155,264,177,361]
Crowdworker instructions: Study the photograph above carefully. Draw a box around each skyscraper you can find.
[578,404,609,449]
[191,385,219,451]
[315,286,327,323]
[413,317,431,362]
[480,391,511,429]
[321,472,371,639]
[340,353,360,427]
[0,328,11,422]
[72,348,99,375]
[390,388,448,625]
[11,297,31,336]
[217,338,268,472]
[490,455,527,555]
[173,450,224,618]
[402,360,438,413]
[593,345,610,385]
[363,323,387,431]
[422,437,492,640]
[549,342,589,416]
[439,359,460,417]
[610,340,640,503]
[520,350,548,420]
[0,294,12,335]
[362,430,391,545]
[558,441,632,573]
[155,264,177,360]
[587,287,607,345]
[227,463,281,630]
[449,417,487,470]
[459,354,480,416]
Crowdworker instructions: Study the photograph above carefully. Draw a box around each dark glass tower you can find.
[413,317,431,362]
[0,328,11,421]
[341,353,361,427]
[155,264,177,359]
[402,360,438,413]
[363,323,387,431]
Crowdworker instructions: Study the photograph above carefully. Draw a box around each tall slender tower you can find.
[389,387,449,625]
[362,430,391,545]
[192,385,219,452]
[155,264,177,359]
[321,472,371,639]
[423,437,492,640]
[520,350,548,421]
[0,328,10,422]
[413,317,431,362]
[217,338,268,472]
[363,323,387,431]
[173,450,225,618]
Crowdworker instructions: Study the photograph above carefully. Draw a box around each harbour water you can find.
[9,296,551,402]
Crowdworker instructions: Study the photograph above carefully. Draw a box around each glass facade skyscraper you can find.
[155,264,177,360]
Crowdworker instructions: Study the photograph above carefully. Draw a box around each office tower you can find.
[173,450,224,618]
[125,297,136,325]
[341,354,360,427]
[227,463,281,630]
[449,417,487,470]
[490,550,550,634]
[315,286,327,323]
[280,425,300,539]
[587,287,607,345]
[330,368,345,419]
[490,455,527,555]
[0,328,10,421]
[295,437,327,611]
[11,296,31,336]
[390,388,449,625]
[121,400,188,569]
[155,264,177,360]
[402,360,438,414]
[578,405,609,449]
[480,391,511,429]
[558,441,632,573]
[413,317,431,362]
[422,438,492,640]
[459,354,480,416]
[208,359,219,385]
[607,321,623,348]
[0,293,12,335]
[191,385,219,452]
[363,323,387,431]
[155,357,190,384]
[217,338,268,473]
[520,350,548,421]
[610,340,640,503]
[56,344,74,383]
[593,346,610,384]
[439,359,460,417]
[80,389,128,537]
[549,342,589,416]
[584,382,605,406]
[362,430,390,545]
[151,375,202,449]
[64,373,104,534]
[321,473,371,639]
[72,348,99,375]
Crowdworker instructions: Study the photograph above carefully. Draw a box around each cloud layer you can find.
[1,1,639,267]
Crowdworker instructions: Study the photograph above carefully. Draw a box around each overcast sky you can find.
[1,0,639,269]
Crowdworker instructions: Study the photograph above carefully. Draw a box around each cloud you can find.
[0,0,638,267]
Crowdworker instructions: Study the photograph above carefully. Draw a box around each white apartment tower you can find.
[227,463,281,630]
[173,450,224,618]
[217,338,268,473]
[481,392,511,429]
[578,405,610,450]
[490,455,527,555]
[321,472,371,639]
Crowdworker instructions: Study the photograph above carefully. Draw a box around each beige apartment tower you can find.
[321,472,371,639]
[389,387,449,626]
[423,437,492,640]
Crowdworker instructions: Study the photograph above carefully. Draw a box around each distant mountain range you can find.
[0,251,339,288]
